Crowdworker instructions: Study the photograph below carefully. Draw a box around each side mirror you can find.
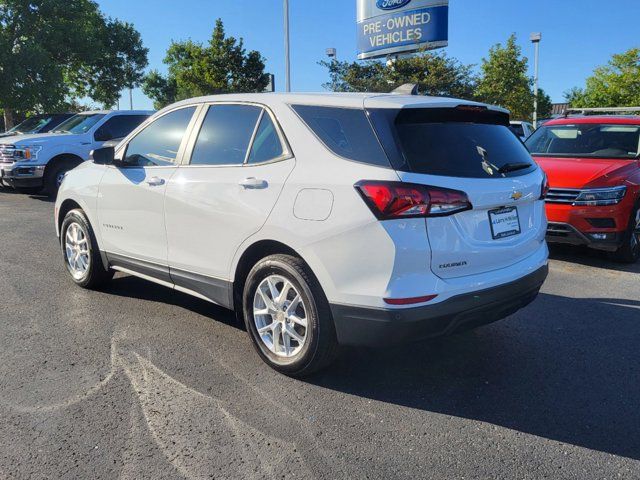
[91,146,115,165]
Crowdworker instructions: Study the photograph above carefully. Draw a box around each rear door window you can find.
[247,113,285,164]
[190,104,262,166]
[291,105,390,168]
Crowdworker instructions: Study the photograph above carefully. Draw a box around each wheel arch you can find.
[57,198,83,236]
[231,240,308,322]
[44,153,84,178]
[57,198,109,271]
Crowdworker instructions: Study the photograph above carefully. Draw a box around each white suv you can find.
[55,93,549,376]
[0,110,152,196]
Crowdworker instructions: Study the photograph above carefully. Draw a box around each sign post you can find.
[357,0,449,60]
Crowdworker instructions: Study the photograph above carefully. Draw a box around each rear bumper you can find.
[330,265,548,347]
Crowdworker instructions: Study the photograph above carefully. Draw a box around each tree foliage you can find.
[475,34,534,120]
[0,0,148,123]
[537,87,553,119]
[320,51,476,99]
[565,48,640,107]
[143,19,269,110]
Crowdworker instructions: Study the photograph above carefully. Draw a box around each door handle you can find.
[239,177,267,189]
[146,176,165,187]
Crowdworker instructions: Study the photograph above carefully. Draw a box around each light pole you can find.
[284,0,291,92]
[530,32,541,129]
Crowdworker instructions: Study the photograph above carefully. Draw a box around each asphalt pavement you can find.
[0,187,639,479]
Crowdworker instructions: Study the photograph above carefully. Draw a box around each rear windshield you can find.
[369,108,536,178]
[525,123,640,159]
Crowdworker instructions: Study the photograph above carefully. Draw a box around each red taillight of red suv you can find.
[355,181,472,220]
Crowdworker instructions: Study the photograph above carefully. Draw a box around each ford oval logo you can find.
[376,0,412,10]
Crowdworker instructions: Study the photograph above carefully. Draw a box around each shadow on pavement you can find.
[311,293,640,460]
[98,265,640,460]
[104,274,240,330]
[549,243,640,274]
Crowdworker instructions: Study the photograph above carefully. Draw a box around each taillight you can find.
[384,294,438,305]
[355,181,472,220]
[540,173,550,200]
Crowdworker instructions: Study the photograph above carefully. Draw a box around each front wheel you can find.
[61,209,114,289]
[243,254,338,377]
[611,204,640,263]
[45,159,77,198]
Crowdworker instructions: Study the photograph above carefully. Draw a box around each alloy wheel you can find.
[253,274,308,358]
[65,222,90,279]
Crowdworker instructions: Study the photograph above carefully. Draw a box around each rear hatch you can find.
[366,102,545,279]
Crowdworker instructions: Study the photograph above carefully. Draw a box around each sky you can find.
[98,0,640,111]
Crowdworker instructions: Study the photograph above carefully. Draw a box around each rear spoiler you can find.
[395,105,510,127]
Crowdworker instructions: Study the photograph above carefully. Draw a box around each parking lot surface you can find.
[0,188,639,479]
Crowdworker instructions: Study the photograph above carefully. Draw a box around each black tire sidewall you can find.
[60,209,102,288]
[46,160,75,196]
[626,204,640,261]
[243,256,323,375]
[614,202,640,263]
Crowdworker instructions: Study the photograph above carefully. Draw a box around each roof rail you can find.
[564,107,640,117]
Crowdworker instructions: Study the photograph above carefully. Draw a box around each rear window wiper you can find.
[498,162,532,174]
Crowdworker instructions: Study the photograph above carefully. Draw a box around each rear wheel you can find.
[61,209,114,289]
[242,254,338,377]
[612,204,640,263]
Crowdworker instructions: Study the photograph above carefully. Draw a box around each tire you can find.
[60,209,114,289]
[242,254,338,377]
[611,203,640,263]
[44,158,78,198]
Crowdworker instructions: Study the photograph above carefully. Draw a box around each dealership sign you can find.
[357,0,449,60]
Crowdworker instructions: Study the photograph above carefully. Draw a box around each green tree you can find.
[475,34,534,120]
[0,0,148,127]
[564,48,640,107]
[537,87,553,119]
[71,18,149,108]
[320,51,476,98]
[143,19,269,109]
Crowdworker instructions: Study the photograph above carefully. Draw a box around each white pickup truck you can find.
[0,110,152,196]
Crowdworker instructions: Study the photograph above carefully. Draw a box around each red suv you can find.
[525,115,640,263]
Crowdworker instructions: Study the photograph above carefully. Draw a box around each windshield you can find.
[526,123,640,159]
[8,115,51,134]
[54,114,105,134]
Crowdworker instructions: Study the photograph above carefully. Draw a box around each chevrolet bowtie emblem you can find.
[511,191,523,200]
